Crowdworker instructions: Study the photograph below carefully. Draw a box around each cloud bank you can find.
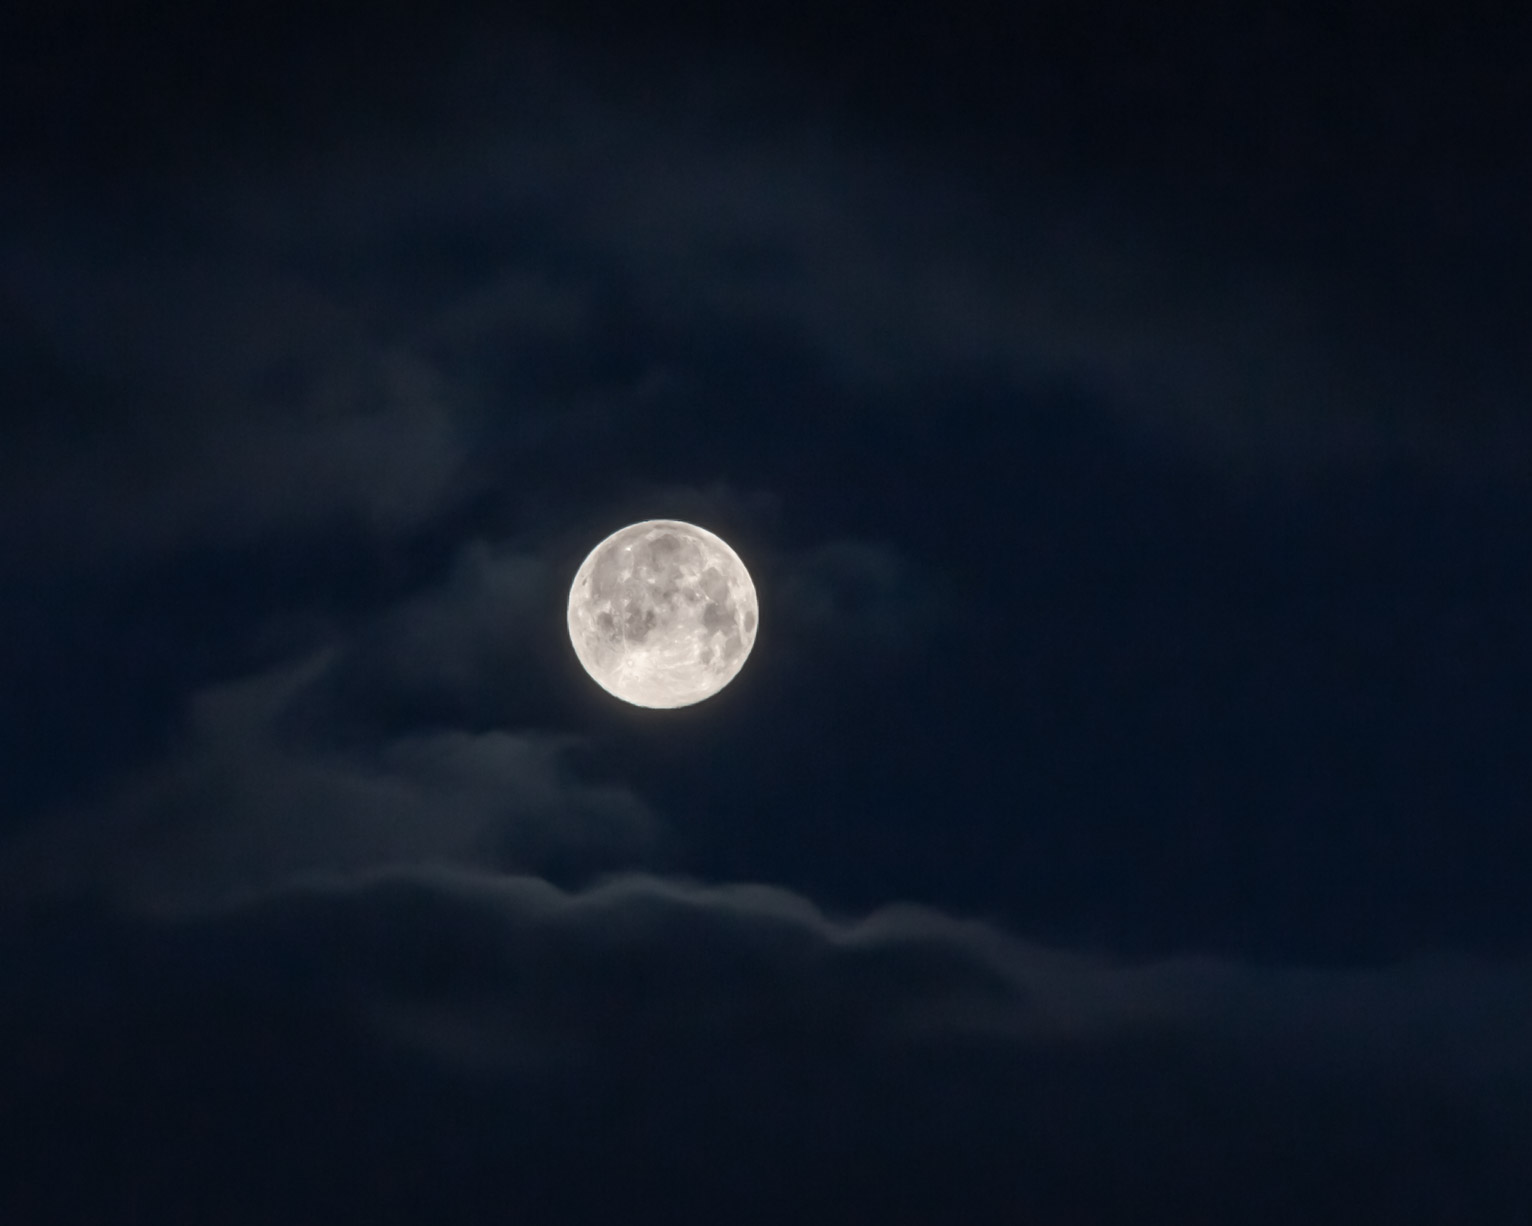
[3,867,1527,1223]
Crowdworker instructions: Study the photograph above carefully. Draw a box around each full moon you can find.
[567,519,759,708]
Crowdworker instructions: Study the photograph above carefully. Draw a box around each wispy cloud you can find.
[0,650,657,910]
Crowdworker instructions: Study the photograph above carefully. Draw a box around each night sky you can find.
[4,1,1531,1221]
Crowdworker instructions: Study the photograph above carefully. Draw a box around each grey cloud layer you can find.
[0,649,657,909]
[326,868,1532,1096]
[5,867,1528,1221]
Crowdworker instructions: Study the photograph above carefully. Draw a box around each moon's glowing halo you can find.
[567,519,759,708]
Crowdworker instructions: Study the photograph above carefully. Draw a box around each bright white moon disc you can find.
[567,520,759,708]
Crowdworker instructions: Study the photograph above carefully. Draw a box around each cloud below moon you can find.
[4,865,1528,1220]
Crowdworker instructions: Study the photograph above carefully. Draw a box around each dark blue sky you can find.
[3,1,1530,1219]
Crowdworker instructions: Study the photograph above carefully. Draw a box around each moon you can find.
[567,519,759,708]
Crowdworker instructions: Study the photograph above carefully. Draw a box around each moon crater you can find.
[568,520,759,708]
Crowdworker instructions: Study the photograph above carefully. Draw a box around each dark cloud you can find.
[5,34,1526,587]
[293,542,562,736]
[0,655,657,909]
[1,234,477,569]
[2,869,1528,1222]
